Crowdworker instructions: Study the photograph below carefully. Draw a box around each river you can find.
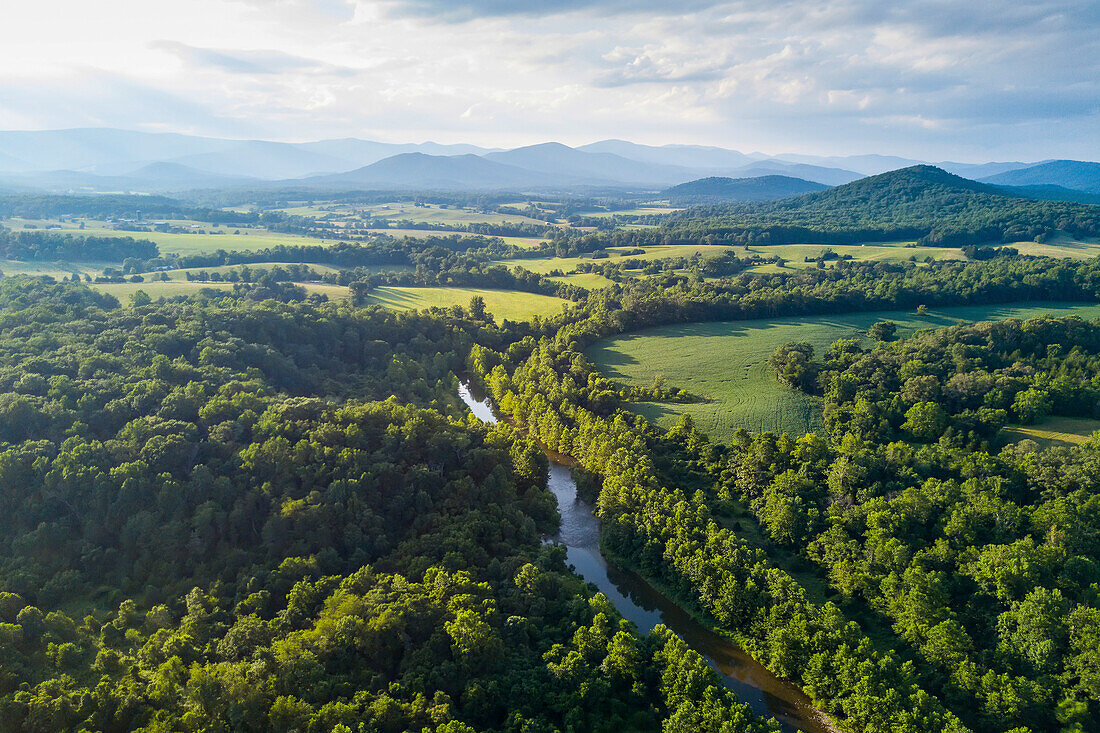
[457,381,837,733]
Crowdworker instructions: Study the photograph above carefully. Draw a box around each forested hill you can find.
[663,175,829,204]
[657,165,1100,246]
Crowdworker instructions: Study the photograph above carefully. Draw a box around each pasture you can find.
[587,302,1100,442]
[1001,416,1100,448]
[91,280,352,303]
[360,286,570,321]
[4,219,330,256]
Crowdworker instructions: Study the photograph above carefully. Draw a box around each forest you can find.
[0,276,779,732]
[0,181,1099,732]
[468,256,1100,732]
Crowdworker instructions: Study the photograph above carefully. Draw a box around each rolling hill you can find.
[982,160,1100,194]
[299,152,570,190]
[484,142,697,185]
[660,165,1100,246]
[664,175,829,203]
[578,139,761,170]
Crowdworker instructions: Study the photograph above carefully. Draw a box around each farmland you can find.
[1001,416,1100,448]
[91,279,352,302]
[360,286,570,321]
[587,301,1100,442]
[3,218,329,256]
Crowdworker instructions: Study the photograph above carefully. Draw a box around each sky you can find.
[1,0,1098,161]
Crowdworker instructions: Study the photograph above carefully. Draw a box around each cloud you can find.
[1,0,1098,158]
[151,41,356,76]
[382,0,724,22]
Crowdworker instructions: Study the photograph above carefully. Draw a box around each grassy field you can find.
[1001,416,1100,448]
[361,286,570,321]
[92,280,351,302]
[587,302,1100,442]
[0,259,107,279]
[5,219,329,256]
[357,202,549,227]
[495,244,742,274]
[546,272,617,290]
[364,228,547,248]
[142,263,345,281]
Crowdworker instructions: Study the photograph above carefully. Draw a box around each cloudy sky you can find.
[2,0,1098,160]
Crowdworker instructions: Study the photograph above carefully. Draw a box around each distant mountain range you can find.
[981,161,1100,194]
[0,128,1093,196]
[664,165,1100,246]
[664,175,829,203]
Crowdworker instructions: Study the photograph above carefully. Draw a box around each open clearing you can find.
[546,272,617,290]
[365,228,547,248]
[92,280,351,302]
[361,286,570,321]
[1001,416,1100,448]
[5,219,329,256]
[587,302,1100,442]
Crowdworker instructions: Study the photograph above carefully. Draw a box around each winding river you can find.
[458,382,836,733]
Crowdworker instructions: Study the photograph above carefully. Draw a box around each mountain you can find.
[0,128,228,173]
[981,160,1100,194]
[996,184,1100,205]
[578,140,759,170]
[0,128,494,181]
[125,162,256,187]
[726,161,862,186]
[664,165,1100,245]
[483,142,696,185]
[772,153,923,176]
[663,175,829,204]
[939,161,1036,179]
[299,152,570,190]
[168,140,346,179]
[297,139,497,169]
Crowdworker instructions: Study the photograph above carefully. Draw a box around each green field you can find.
[361,286,570,321]
[0,259,107,279]
[547,272,617,289]
[495,244,742,274]
[5,219,329,256]
[1001,416,1100,448]
[144,263,346,281]
[587,302,1100,442]
[365,228,547,248]
[92,280,351,302]
[357,202,549,227]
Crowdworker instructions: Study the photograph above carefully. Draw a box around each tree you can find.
[868,320,898,342]
[769,342,818,391]
[902,401,948,441]
[131,289,152,307]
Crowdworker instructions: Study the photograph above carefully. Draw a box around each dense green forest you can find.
[557,167,1100,250]
[3,193,1100,731]
[0,276,775,732]
[469,257,1100,732]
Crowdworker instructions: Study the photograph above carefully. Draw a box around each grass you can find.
[495,244,742,275]
[1001,416,1100,448]
[360,286,570,321]
[355,202,549,226]
[91,280,351,303]
[364,228,547,248]
[587,302,1100,442]
[5,219,329,256]
[546,272,617,290]
[0,259,107,279]
[142,263,347,281]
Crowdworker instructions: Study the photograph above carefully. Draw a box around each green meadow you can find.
[92,280,352,302]
[1001,416,1100,448]
[587,301,1100,442]
[360,286,570,321]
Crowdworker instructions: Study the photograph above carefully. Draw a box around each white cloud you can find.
[0,0,1095,159]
